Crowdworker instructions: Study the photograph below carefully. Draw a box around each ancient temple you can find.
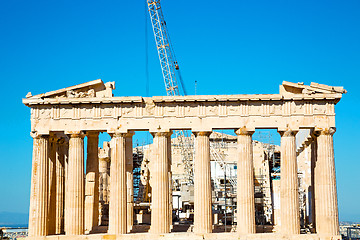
[23,79,346,239]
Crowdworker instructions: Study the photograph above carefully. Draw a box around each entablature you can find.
[23,80,346,134]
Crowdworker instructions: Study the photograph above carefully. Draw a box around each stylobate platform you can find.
[26,232,341,240]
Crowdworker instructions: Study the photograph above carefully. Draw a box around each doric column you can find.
[150,131,172,234]
[167,134,173,229]
[193,131,212,234]
[55,138,66,234]
[28,133,49,237]
[279,130,300,234]
[125,132,134,233]
[235,128,255,234]
[108,132,127,234]
[48,135,58,235]
[63,139,69,233]
[65,131,85,235]
[314,128,339,235]
[85,131,100,233]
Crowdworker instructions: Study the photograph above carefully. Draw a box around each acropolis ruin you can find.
[23,79,346,240]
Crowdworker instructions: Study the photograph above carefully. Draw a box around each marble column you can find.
[65,131,85,235]
[28,133,49,237]
[314,128,339,235]
[85,131,100,233]
[48,135,57,235]
[125,132,134,233]
[279,130,300,234]
[150,131,172,233]
[108,132,127,234]
[193,131,212,234]
[167,134,173,229]
[55,138,66,234]
[235,128,255,234]
[63,139,69,234]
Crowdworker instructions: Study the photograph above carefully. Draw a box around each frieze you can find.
[23,80,345,133]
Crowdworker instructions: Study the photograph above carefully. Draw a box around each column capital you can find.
[192,131,212,137]
[125,131,135,138]
[109,131,135,138]
[278,129,298,137]
[111,132,127,138]
[49,133,60,143]
[150,131,173,138]
[235,127,254,136]
[30,131,49,139]
[66,131,85,138]
[314,127,336,137]
[86,131,100,138]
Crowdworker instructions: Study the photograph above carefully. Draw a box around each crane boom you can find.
[147,0,183,96]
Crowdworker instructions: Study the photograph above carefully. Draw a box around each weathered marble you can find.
[108,132,127,234]
[150,131,172,233]
[235,128,256,234]
[193,131,212,234]
[23,80,345,239]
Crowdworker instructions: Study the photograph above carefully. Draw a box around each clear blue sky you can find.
[0,0,359,222]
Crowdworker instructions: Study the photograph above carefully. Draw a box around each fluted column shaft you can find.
[150,131,172,233]
[65,132,85,235]
[85,132,100,233]
[167,135,173,229]
[315,128,339,235]
[108,132,127,234]
[48,135,57,235]
[55,138,66,234]
[279,130,300,234]
[125,132,134,233]
[194,131,212,234]
[63,140,69,233]
[28,134,49,237]
[235,128,255,234]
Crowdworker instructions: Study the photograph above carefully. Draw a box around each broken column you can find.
[99,142,110,226]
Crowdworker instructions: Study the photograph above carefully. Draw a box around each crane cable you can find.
[161,10,187,96]
[145,0,150,97]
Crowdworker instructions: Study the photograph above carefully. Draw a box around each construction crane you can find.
[146,0,193,185]
[146,0,186,96]
[147,0,236,188]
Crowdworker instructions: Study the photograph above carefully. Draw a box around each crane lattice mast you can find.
[147,0,184,96]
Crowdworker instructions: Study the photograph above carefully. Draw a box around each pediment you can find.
[26,79,115,99]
